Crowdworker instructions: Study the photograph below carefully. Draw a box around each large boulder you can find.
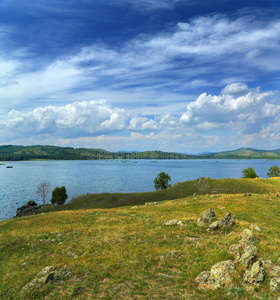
[197,208,216,226]
[229,229,257,268]
[195,260,235,290]
[242,260,265,291]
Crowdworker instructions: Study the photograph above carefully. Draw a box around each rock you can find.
[145,202,160,206]
[270,277,280,292]
[22,266,56,290]
[197,208,216,226]
[239,229,254,245]
[22,266,71,291]
[263,260,280,277]
[229,229,257,268]
[249,224,261,232]
[27,200,37,206]
[207,213,235,231]
[162,219,185,227]
[207,221,220,232]
[244,193,252,196]
[185,236,202,241]
[195,260,235,290]
[242,260,265,291]
[16,203,51,217]
[219,213,235,227]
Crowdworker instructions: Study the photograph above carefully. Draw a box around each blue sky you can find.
[1,0,280,153]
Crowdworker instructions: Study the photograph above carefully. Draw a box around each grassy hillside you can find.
[2,178,280,299]
[44,177,280,212]
[201,148,280,159]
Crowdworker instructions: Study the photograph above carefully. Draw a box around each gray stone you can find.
[270,277,280,292]
[197,208,216,226]
[207,221,220,231]
[242,260,265,291]
[249,224,261,232]
[229,229,257,268]
[195,260,235,290]
[162,219,185,227]
[219,213,235,227]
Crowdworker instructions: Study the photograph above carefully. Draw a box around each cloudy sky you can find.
[0,0,280,153]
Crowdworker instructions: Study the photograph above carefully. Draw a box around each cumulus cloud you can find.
[180,83,280,134]
[0,100,127,138]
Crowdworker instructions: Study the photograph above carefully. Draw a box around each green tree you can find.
[242,167,259,179]
[153,172,171,190]
[267,165,280,178]
[51,186,68,205]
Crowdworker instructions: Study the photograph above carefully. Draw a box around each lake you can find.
[0,159,279,220]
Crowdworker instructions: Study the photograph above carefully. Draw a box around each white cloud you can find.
[0,100,127,138]
[180,83,280,134]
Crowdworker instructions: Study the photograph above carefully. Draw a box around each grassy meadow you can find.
[1,178,280,299]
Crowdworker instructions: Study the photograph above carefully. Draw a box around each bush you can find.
[51,186,68,205]
[267,165,280,178]
[242,167,259,179]
[154,172,171,190]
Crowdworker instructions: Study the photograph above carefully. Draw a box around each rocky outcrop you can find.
[242,260,265,291]
[22,266,70,291]
[16,201,51,217]
[207,212,235,231]
[197,208,216,226]
[229,229,257,268]
[195,260,235,290]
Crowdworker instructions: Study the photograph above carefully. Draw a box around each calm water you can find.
[0,159,279,220]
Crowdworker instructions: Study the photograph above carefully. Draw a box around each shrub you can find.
[154,172,171,190]
[267,165,280,178]
[51,186,68,205]
[242,167,259,179]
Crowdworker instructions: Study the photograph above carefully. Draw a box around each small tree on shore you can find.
[51,186,68,205]
[154,172,171,190]
[36,181,51,205]
[242,167,259,179]
[267,165,280,178]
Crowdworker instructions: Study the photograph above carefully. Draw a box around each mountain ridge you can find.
[0,145,280,160]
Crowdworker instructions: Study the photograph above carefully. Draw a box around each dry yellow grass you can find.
[1,191,280,299]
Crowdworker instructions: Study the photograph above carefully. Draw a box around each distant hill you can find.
[200,147,280,159]
[0,145,280,161]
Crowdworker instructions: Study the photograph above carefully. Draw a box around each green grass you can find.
[43,177,280,213]
[2,180,280,298]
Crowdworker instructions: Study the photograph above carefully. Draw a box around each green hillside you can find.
[1,145,280,161]
[2,178,280,299]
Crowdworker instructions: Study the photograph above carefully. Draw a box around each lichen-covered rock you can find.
[229,229,257,268]
[197,208,216,226]
[249,224,261,232]
[207,221,220,232]
[270,277,280,292]
[239,229,254,244]
[195,271,211,289]
[239,244,258,268]
[242,260,265,291]
[22,266,56,290]
[162,219,185,227]
[195,260,235,290]
[22,266,71,291]
[219,213,235,227]
[264,260,280,277]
